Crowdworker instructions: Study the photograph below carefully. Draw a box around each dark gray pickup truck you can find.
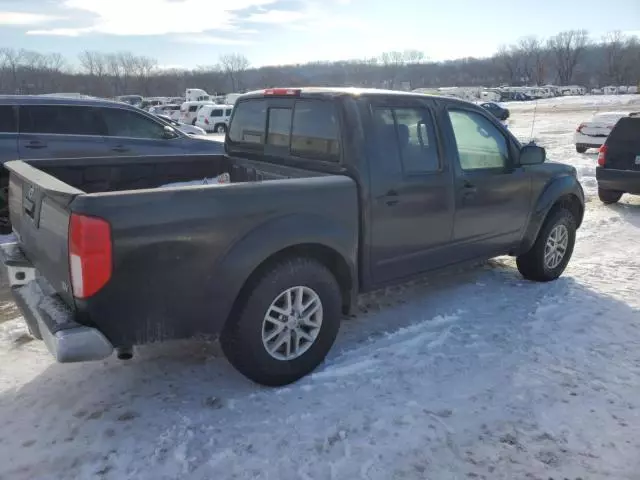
[1,87,584,386]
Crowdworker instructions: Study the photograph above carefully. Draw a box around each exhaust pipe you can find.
[116,346,133,360]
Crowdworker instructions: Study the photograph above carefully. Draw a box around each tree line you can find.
[1,30,638,98]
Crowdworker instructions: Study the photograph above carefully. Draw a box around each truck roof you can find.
[240,87,470,105]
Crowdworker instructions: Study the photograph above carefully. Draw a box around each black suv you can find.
[596,115,640,204]
[0,95,224,232]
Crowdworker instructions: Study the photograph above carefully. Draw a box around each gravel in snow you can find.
[1,95,640,480]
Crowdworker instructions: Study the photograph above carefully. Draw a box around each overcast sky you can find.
[1,0,639,69]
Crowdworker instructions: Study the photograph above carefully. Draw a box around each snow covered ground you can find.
[1,95,640,480]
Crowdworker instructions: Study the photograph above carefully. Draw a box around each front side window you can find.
[448,109,509,171]
[100,108,167,140]
[225,109,233,116]
[189,106,198,112]
[19,105,104,136]
[291,100,340,161]
[211,109,223,117]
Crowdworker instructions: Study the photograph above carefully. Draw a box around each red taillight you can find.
[263,88,301,96]
[597,145,607,166]
[69,213,112,299]
[576,123,586,132]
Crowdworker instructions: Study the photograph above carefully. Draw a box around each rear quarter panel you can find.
[71,175,359,346]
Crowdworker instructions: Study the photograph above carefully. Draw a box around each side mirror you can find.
[163,125,179,139]
[520,144,545,165]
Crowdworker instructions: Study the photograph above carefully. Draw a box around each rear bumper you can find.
[596,167,640,194]
[0,243,113,362]
[574,132,606,147]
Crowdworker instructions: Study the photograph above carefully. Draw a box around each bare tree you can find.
[495,45,521,85]
[547,30,589,85]
[219,53,250,92]
[518,36,546,85]
[601,31,635,84]
[0,48,24,93]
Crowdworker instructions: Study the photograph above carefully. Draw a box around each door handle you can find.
[462,181,477,199]
[111,145,129,153]
[384,190,399,206]
[24,141,46,149]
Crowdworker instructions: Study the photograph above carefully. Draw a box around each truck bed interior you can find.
[28,154,318,194]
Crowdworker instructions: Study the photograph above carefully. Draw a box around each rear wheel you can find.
[575,145,587,153]
[598,187,623,204]
[220,257,342,386]
[516,207,576,282]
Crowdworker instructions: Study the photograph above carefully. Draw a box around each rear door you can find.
[18,104,110,160]
[367,97,456,284]
[605,117,640,171]
[98,106,187,156]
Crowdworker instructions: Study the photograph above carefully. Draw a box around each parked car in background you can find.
[596,114,640,204]
[149,104,181,117]
[195,104,233,133]
[155,114,206,136]
[479,101,510,121]
[574,111,631,153]
[0,87,584,386]
[0,96,224,232]
[115,95,143,107]
[179,101,214,125]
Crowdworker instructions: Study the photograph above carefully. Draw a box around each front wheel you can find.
[516,207,576,282]
[598,187,623,204]
[220,257,342,386]
[575,145,587,154]
[215,124,227,134]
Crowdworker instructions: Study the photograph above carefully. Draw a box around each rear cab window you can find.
[228,97,341,162]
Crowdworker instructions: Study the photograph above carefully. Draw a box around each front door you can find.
[98,107,187,156]
[445,107,531,259]
[368,99,456,285]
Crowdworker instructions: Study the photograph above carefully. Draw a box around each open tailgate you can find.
[4,160,84,307]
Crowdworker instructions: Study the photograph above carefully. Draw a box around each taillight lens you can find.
[69,213,112,299]
[597,145,607,166]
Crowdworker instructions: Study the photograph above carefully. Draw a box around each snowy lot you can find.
[1,95,640,479]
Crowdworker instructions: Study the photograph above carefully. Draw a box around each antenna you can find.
[529,99,538,143]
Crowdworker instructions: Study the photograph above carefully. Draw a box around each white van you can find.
[185,88,212,102]
[195,104,234,133]
[179,101,215,125]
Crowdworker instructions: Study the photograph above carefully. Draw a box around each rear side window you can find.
[372,107,439,173]
[228,100,266,145]
[607,117,640,143]
[19,105,104,136]
[291,100,340,161]
[211,109,223,117]
[0,106,17,133]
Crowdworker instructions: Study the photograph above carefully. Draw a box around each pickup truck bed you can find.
[4,154,358,360]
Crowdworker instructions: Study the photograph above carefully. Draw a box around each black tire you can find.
[516,207,576,282]
[220,257,342,386]
[0,176,11,235]
[191,118,197,126]
[214,124,227,134]
[575,145,587,154]
[598,187,623,204]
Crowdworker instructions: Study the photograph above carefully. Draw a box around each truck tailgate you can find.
[5,160,84,307]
